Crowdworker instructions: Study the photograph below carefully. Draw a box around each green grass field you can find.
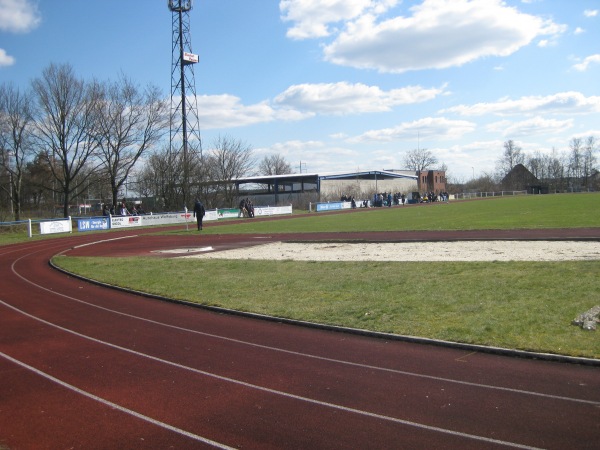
[51,193,600,359]
[190,193,600,234]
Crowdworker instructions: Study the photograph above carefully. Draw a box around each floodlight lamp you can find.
[168,0,192,12]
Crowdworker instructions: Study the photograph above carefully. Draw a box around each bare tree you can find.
[207,135,254,207]
[138,146,181,212]
[526,151,544,180]
[497,140,524,177]
[403,148,438,173]
[568,137,583,186]
[583,136,597,189]
[23,151,54,213]
[258,153,292,175]
[93,75,169,208]
[0,83,35,220]
[31,64,101,217]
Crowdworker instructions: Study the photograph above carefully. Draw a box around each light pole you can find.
[472,167,474,179]
[168,0,200,209]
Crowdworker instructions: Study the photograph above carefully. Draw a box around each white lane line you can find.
[71,235,139,249]
[0,299,543,450]
[0,350,235,449]
[10,251,599,407]
[11,251,600,406]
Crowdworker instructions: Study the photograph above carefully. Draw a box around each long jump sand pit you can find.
[181,240,600,262]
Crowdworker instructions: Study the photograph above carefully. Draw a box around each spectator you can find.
[120,201,129,216]
[193,198,206,231]
[246,198,255,218]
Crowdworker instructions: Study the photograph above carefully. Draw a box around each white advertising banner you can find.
[183,52,199,63]
[137,212,190,227]
[40,219,72,235]
[110,215,145,229]
[255,205,293,216]
[204,210,218,221]
[103,205,291,231]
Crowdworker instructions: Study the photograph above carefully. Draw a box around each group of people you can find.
[238,198,255,218]
[340,191,450,207]
[419,191,449,203]
[370,192,407,207]
[102,201,145,217]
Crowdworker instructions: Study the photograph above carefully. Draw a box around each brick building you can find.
[417,170,447,194]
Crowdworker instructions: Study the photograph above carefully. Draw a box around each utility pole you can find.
[168,0,202,209]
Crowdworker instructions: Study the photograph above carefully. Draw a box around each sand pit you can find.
[181,240,600,262]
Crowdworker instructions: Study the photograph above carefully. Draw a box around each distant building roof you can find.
[232,169,417,186]
[318,170,418,181]
[501,164,540,190]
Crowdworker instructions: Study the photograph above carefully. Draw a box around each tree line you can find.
[0,63,293,221]
[457,138,598,194]
[403,137,598,194]
[2,63,597,221]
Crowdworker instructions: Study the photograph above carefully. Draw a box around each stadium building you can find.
[231,169,446,207]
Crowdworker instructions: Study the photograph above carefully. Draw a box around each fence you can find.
[453,190,528,200]
[0,205,293,238]
[0,217,72,238]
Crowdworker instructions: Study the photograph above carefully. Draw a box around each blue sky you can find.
[1,0,599,181]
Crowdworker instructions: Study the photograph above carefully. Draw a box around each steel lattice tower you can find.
[168,0,201,208]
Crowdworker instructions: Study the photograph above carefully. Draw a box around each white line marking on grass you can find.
[152,246,213,254]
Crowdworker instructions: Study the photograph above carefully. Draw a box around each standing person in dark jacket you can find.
[193,199,205,231]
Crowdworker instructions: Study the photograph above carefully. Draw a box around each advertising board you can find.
[40,219,72,235]
[77,217,110,232]
[316,202,343,212]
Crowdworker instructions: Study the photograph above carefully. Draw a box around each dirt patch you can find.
[181,240,600,262]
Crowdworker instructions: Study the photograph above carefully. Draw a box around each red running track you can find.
[1,227,599,449]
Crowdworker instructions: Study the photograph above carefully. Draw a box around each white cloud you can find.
[0,48,15,66]
[441,92,600,116]
[322,0,565,73]
[572,54,600,72]
[194,81,447,130]
[445,140,505,177]
[569,129,600,141]
[260,140,359,173]
[330,132,348,140]
[268,139,326,154]
[584,9,598,18]
[574,27,585,35]
[0,0,41,33]
[274,81,447,114]
[279,0,397,39]
[349,117,476,143]
[486,116,573,137]
[196,94,311,129]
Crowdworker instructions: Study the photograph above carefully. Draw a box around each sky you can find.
[0,0,599,182]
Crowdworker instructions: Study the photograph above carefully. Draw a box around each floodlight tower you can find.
[168,0,201,208]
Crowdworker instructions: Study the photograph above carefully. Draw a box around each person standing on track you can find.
[193,198,206,231]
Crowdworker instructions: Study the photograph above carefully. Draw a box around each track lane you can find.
[1,229,599,449]
[0,300,552,450]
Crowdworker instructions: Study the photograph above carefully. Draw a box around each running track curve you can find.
[1,225,599,449]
